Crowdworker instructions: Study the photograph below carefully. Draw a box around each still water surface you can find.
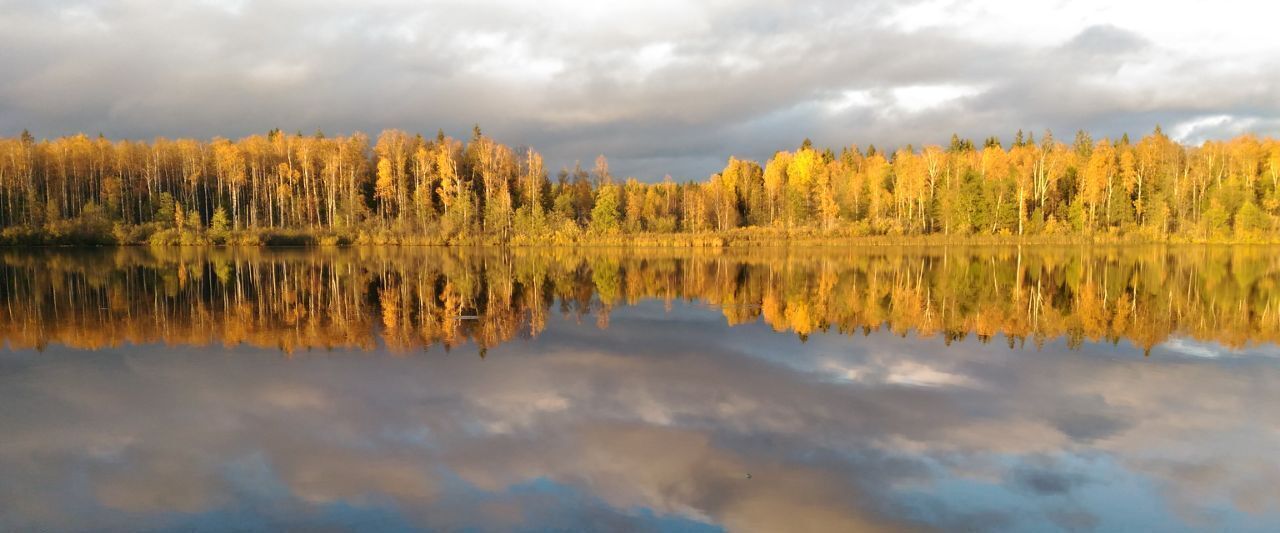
[1,246,1278,532]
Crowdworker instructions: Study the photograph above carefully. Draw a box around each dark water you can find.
[1,246,1278,532]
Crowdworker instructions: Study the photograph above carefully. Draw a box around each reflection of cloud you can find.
[450,423,915,533]
[1156,338,1280,361]
[92,455,228,513]
[0,302,1279,530]
[1046,506,1100,532]
[1164,337,1227,358]
[821,358,975,387]
[884,361,974,388]
[1049,410,1131,443]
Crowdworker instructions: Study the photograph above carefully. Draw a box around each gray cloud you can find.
[1063,24,1151,58]
[0,0,1278,180]
[1010,460,1091,496]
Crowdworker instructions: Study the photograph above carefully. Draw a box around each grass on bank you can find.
[3,217,1279,247]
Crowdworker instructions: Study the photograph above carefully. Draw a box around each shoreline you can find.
[2,229,1277,248]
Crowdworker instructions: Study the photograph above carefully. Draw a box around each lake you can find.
[1,246,1278,532]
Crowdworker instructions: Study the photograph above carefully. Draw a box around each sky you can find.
[1,0,1279,180]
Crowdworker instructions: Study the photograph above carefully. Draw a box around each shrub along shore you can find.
[2,224,1276,247]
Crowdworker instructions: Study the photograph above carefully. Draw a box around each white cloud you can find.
[826,89,876,113]
[891,84,984,114]
[1170,115,1238,145]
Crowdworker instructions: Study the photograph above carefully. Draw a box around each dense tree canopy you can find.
[0,127,1277,244]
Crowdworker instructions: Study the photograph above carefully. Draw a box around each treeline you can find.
[0,127,1278,244]
[1,246,1277,353]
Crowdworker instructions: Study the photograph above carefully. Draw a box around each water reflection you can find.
[1,246,1278,531]
[2,245,1279,352]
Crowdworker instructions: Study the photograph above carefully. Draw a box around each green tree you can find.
[590,184,621,234]
[155,192,176,226]
[210,206,231,244]
[1235,200,1269,238]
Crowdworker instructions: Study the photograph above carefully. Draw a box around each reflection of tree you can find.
[0,246,1277,353]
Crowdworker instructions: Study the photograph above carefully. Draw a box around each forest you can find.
[0,126,1278,245]
[1,246,1276,353]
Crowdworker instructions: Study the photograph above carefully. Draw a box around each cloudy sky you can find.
[2,0,1279,179]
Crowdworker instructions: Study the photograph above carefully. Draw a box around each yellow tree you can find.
[523,148,545,212]
[212,139,246,229]
[784,147,821,227]
[375,158,396,220]
[1008,143,1036,234]
[1119,148,1139,220]
[593,154,611,186]
[814,166,840,231]
[434,140,470,230]
[1266,139,1280,213]
[864,152,890,224]
[239,134,271,228]
[921,145,945,231]
[762,151,791,226]
[374,130,411,222]
[704,174,733,231]
[893,148,927,229]
[1080,139,1116,229]
[980,143,1008,181]
[1227,135,1262,192]
[411,143,435,227]
[272,162,296,227]
[1133,130,1172,223]
[714,157,743,230]
[1032,134,1055,210]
